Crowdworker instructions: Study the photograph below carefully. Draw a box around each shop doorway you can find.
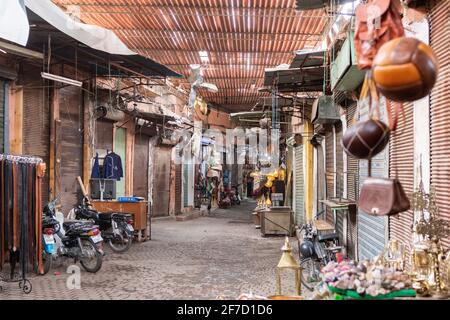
[114,127,126,197]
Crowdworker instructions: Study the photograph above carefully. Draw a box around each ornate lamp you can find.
[275,237,301,297]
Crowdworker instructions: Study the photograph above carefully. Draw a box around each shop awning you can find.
[0,0,181,78]
[259,49,325,93]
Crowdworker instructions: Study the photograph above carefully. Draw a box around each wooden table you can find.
[91,200,148,242]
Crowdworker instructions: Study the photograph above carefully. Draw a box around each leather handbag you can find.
[358,176,410,216]
[354,0,404,70]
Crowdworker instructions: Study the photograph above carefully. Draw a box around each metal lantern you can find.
[276,237,301,296]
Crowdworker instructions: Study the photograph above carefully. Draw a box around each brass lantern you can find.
[275,237,301,297]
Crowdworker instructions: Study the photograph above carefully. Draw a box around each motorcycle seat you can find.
[98,212,114,220]
[318,232,339,242]
[63,220,94,231]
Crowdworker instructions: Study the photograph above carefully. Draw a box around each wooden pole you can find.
[49,87,60,200]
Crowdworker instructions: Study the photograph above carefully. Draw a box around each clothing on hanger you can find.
[103,151,123,181]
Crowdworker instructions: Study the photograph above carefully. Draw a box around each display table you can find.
[91,200,148,242]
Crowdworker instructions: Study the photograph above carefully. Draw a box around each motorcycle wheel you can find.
[300,258,321,291]
[80,240,103,273]
[108,228,133,253]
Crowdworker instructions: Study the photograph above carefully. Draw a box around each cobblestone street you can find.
[1,201,303,300]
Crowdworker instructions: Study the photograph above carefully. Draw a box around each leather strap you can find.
[12,163,18,251]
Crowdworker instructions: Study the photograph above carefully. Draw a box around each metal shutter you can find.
[183,163,189,207]
[22,78,50,207]
[430,0,450,249]
[133,133,149,198]
[325,130,334,222]
[345,103,359,259]
[59,86,83,213]
[153,146,171,216]
[335,123,344,198]
[388,101,414,247]
[0,80,4,153]
[358,99,389,260]
[175,164,182,214]
[346,103,359,201]
[294,145,304,226]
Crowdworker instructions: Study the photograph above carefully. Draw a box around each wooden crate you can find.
[260,209,294,237]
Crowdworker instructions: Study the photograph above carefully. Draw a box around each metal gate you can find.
[358,99,389,260]
[133,133,150,198]
[153,146,171,216]
[60,86,83,213]
[294,145,304,226]
[430,0,450,249]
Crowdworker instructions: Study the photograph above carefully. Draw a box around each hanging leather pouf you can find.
[342,119,390,159]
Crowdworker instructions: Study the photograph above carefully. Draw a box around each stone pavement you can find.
[1,201,306,300]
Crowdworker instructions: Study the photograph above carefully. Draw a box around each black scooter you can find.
[73,200,134,253]
[41,199,104,274]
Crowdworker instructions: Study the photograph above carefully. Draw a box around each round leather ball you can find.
[372,37,438,102]
[342,119,390,159]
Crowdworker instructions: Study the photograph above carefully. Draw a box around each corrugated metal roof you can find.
[52,0,328,111]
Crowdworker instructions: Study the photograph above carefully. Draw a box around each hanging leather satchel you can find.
[358,176,410,216]
[354,0,405,70]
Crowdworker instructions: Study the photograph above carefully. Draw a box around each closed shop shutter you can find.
[345,103,359,259]
[183,163,189,207]
[294,145,304,226]
[335,123,344,198]
[175,164,182,214]
[59,86,83,213]
[325,130,334,222]
[0,80,4,153]
[430,0,450,249]
[316,143,326,214]
[346,104,359,201]
[22,74,50,207]
[358,99,389,260]
[153,146,171,216]
[389,101,414,246]
[133,133,150,198]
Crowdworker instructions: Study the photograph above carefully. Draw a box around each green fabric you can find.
[328,285,416,300]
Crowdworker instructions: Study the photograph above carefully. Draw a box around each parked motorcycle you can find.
[297,210,344,291]
[40,199,104,274]
[72,201,134,253]
[231,185,241,205]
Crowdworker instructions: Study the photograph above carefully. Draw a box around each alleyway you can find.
[1,201,300,300]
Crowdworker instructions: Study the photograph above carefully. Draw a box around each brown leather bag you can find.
[354,0,405,70]
[358,177,410,216]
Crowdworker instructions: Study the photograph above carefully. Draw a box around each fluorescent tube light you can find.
[41,72,82,87]
[0,49,6,54]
